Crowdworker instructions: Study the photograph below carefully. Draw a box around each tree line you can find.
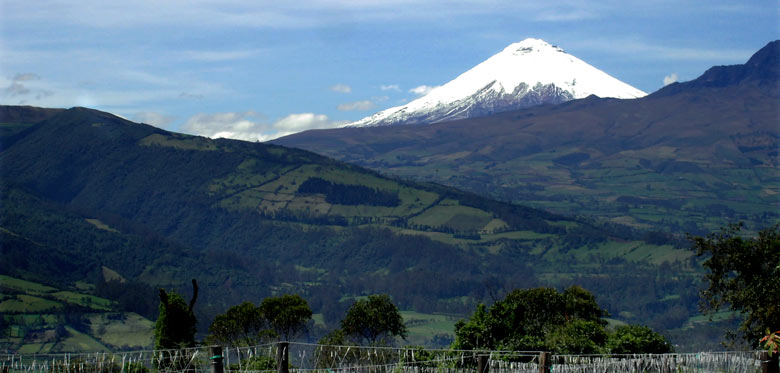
[152,223,779,357]
[155,284,670,355]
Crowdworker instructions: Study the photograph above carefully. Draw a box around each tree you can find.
[314,329,357,368]
[208,301,267,346]
[341,294,406,346]
[260,294,312,341]
[607,325,673,354]
[155,279,198,350]
[546,319,608,354]
[454,286,608,352]
[690,223,780,346]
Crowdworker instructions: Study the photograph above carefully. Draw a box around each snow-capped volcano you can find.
[349,38,646,127]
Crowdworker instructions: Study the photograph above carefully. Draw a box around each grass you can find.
[581,241,691,265]
[51,291,114,311]
[0,274,152,353]
[15,314,60,326]
[0,295,63,313]
[54,326,110,352]
[409,205,493,231]
[685,311,738,327]
[0,275,57,293]
[88,313,154,349]
[400,311,458,347]
[17,343,49,354]
[311,313,326,327]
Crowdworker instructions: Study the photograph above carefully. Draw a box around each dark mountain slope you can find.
[655,40,779,95]
[1,105,702,341]
[274,41,780,235]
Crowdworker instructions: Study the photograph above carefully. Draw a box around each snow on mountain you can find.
[349,38,646,127]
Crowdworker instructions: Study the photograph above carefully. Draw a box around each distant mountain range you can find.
[275,40,780,235]
[349,38,645,127]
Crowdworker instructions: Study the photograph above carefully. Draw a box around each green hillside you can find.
[0,106,710,350]
[0,275,154,353]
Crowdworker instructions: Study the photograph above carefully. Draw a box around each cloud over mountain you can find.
[183,111,344,141]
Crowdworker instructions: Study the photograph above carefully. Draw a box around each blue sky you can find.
[1,1,777,141]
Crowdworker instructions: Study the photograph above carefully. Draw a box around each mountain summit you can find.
[349,38,646,127]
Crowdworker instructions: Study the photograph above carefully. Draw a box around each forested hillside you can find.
[1,106,719,350]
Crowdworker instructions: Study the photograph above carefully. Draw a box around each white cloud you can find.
[273,113,341,133]
[380,84,400,91]
[133,112,176,128]
[183,111,265,141]
[663,73,679,86]
[409,85,438,96]
[181,111,345,142]
[337,100,376,111]
[330,84,352,93]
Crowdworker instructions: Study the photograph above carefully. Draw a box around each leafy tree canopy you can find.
[341,294,407,346]
[454,286,607,352]
[208,294,312,347]
[155,279,198,350]
[207,301,267,346]
[607,325,673,354]
[689,223,780,347]
[260,294,313,341]
[453,286,672,354]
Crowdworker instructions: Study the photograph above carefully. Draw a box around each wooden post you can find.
[538,352,551,373]
[761,351,779,373]
[477,354,488,373]
[277,342,289,373]
[210,346,223,373]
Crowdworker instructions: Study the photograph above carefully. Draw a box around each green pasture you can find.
[88,313,154,349]
[0,275,57,294]
[55,326,110,352]
[0,295,63,313]
[400,311,457,347]
[51,291,113,311]
[409,204,494,232]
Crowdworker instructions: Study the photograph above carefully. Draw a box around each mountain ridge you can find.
[654,40,779,96]
[349,38,645,127]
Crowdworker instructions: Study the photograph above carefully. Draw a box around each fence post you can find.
[277,342,289,373]
[210,346,223,373]
[538,352,551,373]
[761,351,779,373]
[477,354,488,373]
